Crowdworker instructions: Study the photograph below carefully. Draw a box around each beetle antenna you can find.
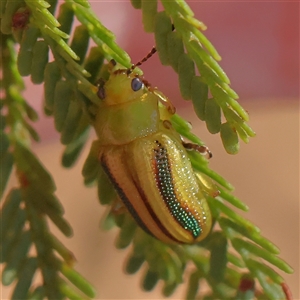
[135,47,157,67]
[127,47,157,75]
[127,24,175,75]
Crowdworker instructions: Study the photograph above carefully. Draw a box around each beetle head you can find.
[97,70,148,106]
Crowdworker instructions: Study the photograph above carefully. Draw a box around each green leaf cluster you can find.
[0,0,293,299]
[132,0,256,154]
[0,32,95,299]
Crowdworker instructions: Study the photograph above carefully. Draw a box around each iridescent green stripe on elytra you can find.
[153,140,202,238]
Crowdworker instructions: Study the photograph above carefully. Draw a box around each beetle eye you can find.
[131,77,143,91]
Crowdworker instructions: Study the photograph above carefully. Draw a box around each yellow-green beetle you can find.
[94,57,213,244]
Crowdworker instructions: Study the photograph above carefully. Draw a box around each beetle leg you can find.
[161,120,212,159]
[182,141,213,159]
[153,88,176,115]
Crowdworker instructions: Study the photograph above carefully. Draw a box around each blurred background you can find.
[3,1,299,299]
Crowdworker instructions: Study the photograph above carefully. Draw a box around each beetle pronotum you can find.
[94,50,215,244]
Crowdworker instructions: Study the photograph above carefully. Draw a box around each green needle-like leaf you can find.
[11,257,38,300]
[60,263,96,298]
[219,217,280,254]
[186,271,201,300]
[142,269,160,291]
[0,152,14,199]
[232,238,293,274]
[2,231,31,286]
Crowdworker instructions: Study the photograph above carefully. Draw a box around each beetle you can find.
[93,51,214,244]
